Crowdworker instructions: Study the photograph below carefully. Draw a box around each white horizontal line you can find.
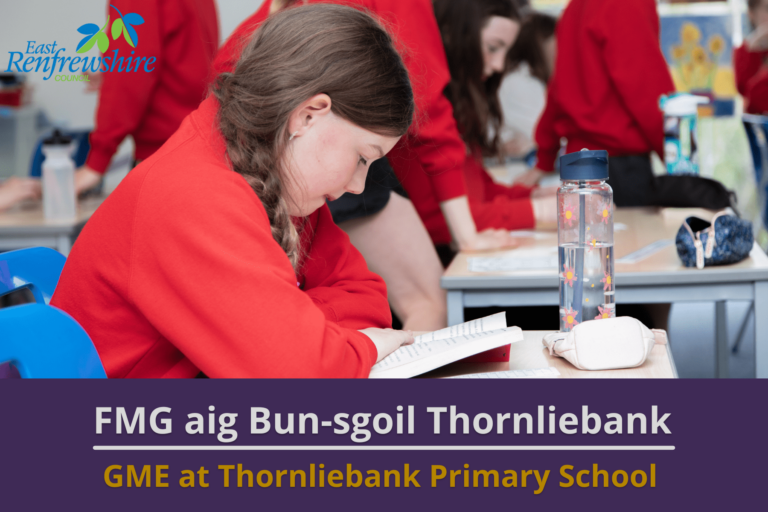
[93,446,674,451]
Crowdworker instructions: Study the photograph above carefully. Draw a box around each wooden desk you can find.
[442,208,768,378]
[425,330,678,379]
[0,196,105,256]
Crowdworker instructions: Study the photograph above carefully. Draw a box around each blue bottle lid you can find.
[559,149,609,181]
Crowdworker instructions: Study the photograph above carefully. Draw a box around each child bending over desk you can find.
[50,5,414,378]
[411,0,557,257]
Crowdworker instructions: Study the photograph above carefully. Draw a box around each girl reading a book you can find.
[50,4,415,378]
[213,0,524,332]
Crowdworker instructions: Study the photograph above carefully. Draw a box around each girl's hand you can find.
[75,166,102,194]
[467,228,518,251]
[359,328,415,363]
[0,177,41,211]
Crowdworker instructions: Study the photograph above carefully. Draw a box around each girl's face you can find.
[481,15,520,80]
[284,95,400,217]
[750,0,768,28]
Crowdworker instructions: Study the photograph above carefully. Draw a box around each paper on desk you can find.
[614,223,628,231]
[508,230,556,239]
[616,239,674,264]
[415,312,506,344]
[468,246,559,272]
[449,367,561,379]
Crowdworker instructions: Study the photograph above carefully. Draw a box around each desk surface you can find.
[443,207,768,289]
[0,196,105,235]
[425,330,677,379]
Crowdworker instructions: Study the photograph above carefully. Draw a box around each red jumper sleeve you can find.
[470,195,536,232]
[594,0,674,161]
[300,205,392,330]
[464,155,535,230]
[86,0,162,173]
[128,168,379,378]
[734,43,764,97]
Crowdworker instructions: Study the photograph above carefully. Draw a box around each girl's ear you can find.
[287,94,333,139]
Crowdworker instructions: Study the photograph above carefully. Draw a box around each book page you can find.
[415,312,506,344]
[369,327,523,379]
[468,253,558,272]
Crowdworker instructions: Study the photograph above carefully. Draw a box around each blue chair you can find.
[0,247,66,305]
[0,247,107,378]
[0,303,106,378]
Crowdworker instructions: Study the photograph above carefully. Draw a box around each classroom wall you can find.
[0,0,264,130]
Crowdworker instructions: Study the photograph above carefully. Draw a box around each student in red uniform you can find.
[51,5,415,378]
[415,0,557,253]
[524,0,675,207]
[74,0,219,193]
[735,0,768,115]
[213,0,523,331]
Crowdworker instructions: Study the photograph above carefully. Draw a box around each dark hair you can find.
[507,12,557,84]
[433,0,521,157]
[748,0,766,30]
[213,4,413,269]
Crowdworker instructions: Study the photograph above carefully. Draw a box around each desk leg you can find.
[755,282,768,378]
[56,235,71,256]
[715,301,729,379]
[447,291,464,326]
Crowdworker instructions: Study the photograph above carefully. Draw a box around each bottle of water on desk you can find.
[557,149,614,331]
[41,129,76,221]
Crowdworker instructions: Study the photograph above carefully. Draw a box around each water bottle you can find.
[41,129,76,221]
[557,149,614,332]
[660,93,709,175]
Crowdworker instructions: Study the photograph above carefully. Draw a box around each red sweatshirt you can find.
[86,0,219,173]
[51,96,388,378]
[402,152,535,245]
[734,43,768,115]
[535,0,675,172]
[211,0,468,203]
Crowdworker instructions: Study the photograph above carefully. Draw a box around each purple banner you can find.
[0,380,764,510]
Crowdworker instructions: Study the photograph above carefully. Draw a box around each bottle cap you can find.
[559,149,609,181]
[42,129,72,146]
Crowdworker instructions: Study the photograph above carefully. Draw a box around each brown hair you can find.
[507,12,557,84]
[433,0,521,157]
[212,4,413,270]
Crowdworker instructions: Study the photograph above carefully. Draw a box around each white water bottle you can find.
[41,129,77,221]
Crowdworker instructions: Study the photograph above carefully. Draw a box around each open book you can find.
[368,313,523,379]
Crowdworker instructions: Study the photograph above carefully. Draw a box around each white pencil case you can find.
[542,317,667,371]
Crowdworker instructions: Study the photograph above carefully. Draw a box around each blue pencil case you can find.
[675,212,753,269]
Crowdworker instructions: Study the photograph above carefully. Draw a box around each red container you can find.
[0,86,29,107]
